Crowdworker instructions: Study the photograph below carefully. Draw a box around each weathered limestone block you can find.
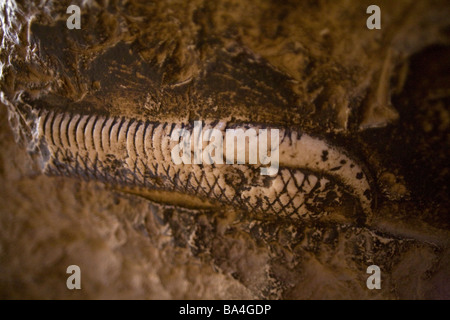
[0,0,449,299]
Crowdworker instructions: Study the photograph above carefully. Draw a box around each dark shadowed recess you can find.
[362,45,450,226]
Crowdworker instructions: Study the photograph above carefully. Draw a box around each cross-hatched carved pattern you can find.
[239,168,342,219]
[40,112,360,219]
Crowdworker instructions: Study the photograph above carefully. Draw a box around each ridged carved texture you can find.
[32,109,372,220]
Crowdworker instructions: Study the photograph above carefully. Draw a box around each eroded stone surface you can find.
[0,0,449,299]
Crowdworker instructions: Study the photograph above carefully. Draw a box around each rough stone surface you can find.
[0,0,449,299]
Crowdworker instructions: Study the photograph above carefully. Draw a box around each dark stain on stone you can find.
[321,150,329,162]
